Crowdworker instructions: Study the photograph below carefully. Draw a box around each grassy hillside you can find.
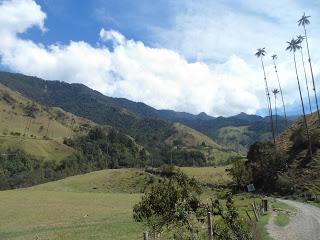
[165,123,241,165]
[0,166,265,240]
[0,166,240,240]
[0,83,95,161]
[160,112,289,153]
[0,169,148,240]
[275,113,320,197]
[33,168,153,193]
[166,123,221,148]
[0,137,74,162]
[0,189,143,240]
[180,165,232,186]
[216,125,272,155]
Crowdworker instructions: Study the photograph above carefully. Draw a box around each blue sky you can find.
[22,0,174,47]
[0,0,320,117]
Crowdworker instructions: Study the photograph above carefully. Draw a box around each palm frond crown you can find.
[255,48,266,58]
[298,12,311,26]
[286,38,301,52]
[272,89,280,95]
[296,35,305,43]
[271,54,278,60]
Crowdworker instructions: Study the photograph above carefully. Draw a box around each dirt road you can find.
[267,199,320,240]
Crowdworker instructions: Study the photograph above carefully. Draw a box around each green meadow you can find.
[0,167,263,240]
[0,169,147,240]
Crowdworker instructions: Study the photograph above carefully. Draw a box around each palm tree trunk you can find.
[24,117,31,136]
[273,61,288,126]
[274,94,278,136]
[293,53,312,157]
[261,58,276,145]
[299,47,313,114]
[45,118,51,137]
[303,26,320,123]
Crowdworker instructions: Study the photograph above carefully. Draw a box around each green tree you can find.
[88,127,107,141]
[286,38,312,157]
[247,141,288,191]
[255,48,276,144]
[133,170,202,238]
[298,13,320,122]
[229,159,252,191]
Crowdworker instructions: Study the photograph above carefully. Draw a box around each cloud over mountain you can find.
[0,0,318,116]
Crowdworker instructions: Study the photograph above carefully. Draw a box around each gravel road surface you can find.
[267,199,320,240]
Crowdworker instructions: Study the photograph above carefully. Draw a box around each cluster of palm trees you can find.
[255,13,319,157]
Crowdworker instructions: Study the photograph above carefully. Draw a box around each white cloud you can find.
[153,0,320,64]
[0,0,46,34]
[0,0,318,117]
[99,28,126,46]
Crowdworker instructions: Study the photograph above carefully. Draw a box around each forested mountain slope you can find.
[276,113,320,197]
[0,72,237,167]
[0,71,291,154]
[247,112,320,198]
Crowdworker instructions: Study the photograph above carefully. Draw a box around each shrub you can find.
[23,102,38,118]
[133,171,202,236]
[2,92,15,104]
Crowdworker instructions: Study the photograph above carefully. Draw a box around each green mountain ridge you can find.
[0,71,291,155]
[0,74,238,168]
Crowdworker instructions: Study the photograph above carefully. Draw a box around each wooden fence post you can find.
[251,203,259,221]
[245,210,252,221]
[143,231,149,240]
[262,199,268,212]
[207,212,213,240]
[254,201,259,216]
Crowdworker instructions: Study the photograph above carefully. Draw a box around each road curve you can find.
[267,199,320,240]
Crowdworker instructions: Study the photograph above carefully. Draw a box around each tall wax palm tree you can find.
[271,54,288,126]
[286,38,312,157]
[255,48,276,144]
[45,118,51,138]
[44,84,51,138]
[297,35,312,114]
[272,89,279,136]
[298,13,320,123]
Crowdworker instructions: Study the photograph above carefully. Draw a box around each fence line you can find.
[141,198,269,239]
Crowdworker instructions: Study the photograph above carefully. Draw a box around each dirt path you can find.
[267,199,320,240]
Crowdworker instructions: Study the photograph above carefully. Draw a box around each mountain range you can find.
[0,71,291,159]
